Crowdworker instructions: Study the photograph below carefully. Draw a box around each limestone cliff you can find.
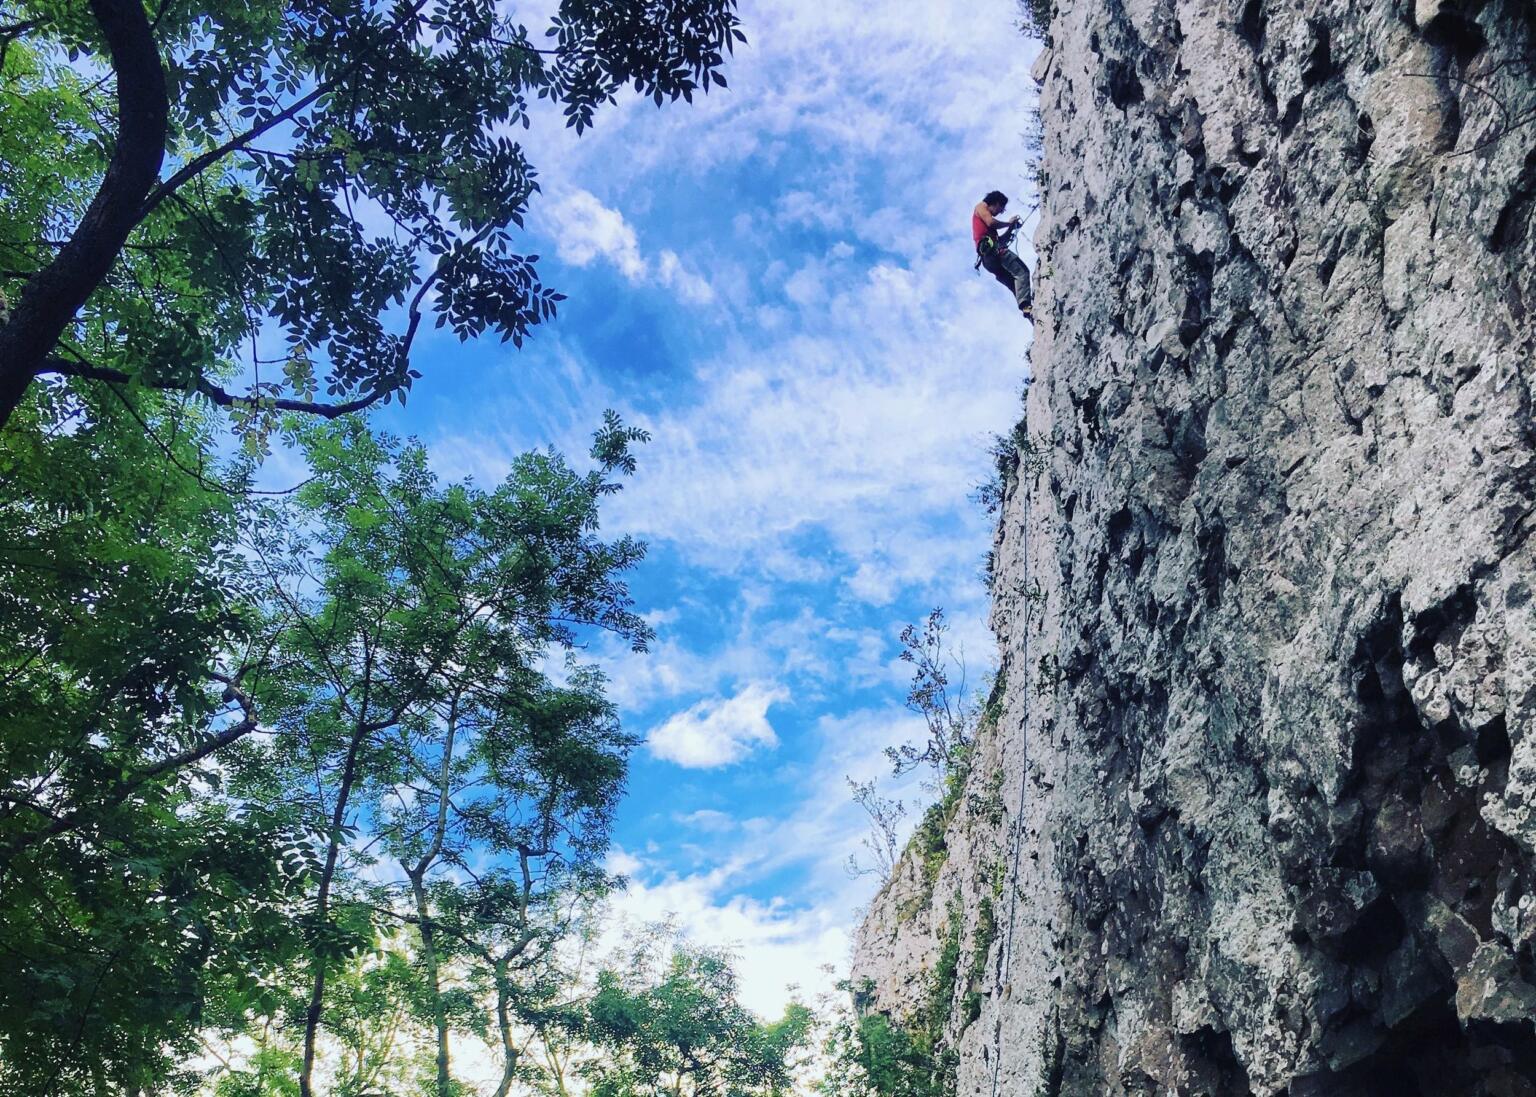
[852,0,1536,1093]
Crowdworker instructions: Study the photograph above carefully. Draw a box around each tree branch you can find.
[0,0,167,429]
[38,356,389,419]
[138,81,331,219]
[0,16,46,69]
[35,211,470,420]
[0,673,259,863]
[0,17,48,39]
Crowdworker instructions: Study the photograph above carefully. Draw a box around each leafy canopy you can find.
[0,0,743,431]
[584,937,813,1097]
[0,408,654,1095]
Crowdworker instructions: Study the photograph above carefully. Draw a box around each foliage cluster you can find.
[584,933,813,1097]
[897,635,1012,921]
[886,609,980,780]
[0,1,808,1094]
[976,420,1050,519]
[1018,0,1053,42]
[972,419,1029,518]
[818,980,947,1097]
[927,909,962,1045]
[0,371,811,1097]
[817,905,979,1097]
[0,0,742,435]
[962,895,999,1026]
[895,755,972,922]
[976,419,1046,592]
[846,776,907,880]
[826,1012,935,1097]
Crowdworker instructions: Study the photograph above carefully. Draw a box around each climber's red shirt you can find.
[972,211,991,246]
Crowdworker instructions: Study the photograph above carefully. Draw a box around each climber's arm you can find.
[975,202,1022,233]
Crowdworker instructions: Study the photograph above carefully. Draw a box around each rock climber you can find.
[973,190,1033,321]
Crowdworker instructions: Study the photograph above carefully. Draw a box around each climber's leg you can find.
[980,248,1014,295]
[998,247,1033,312]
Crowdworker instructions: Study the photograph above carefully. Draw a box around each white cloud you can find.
[781,259,828,306]
[545,188,646,277]
[648,682,787,767]
[845,559,901,607]
[521,0,1041,236]
[542,189,716,303]
[605,705,932,1015]
[675,808,737,833]
[827,625,908,689]
[607,847,645,878]
[656,249,716,304]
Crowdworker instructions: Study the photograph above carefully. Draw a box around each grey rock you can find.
[1414,0,1453,29]
[851,0,1536,1092]
[1031,47,1054,85]
[1143,316,1186,358]
[1456,943,1536,1026]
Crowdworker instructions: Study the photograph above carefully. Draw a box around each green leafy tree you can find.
[0,384,313,1096]
[816,980,950,1097]
[313,947,435,1097]
[0,408,653,1094]
[205,941,431,1097]
[223,415,651,1097]
[355,596,638,1097]
[382,730,628,1097]
[583,935,813,1097]
[0,0,743,431]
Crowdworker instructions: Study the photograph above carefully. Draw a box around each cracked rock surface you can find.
[852,0,1536,1093]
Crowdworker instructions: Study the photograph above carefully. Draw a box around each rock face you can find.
[851,0,1536,1093]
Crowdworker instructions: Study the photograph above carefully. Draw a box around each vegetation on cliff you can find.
[828,609,1015,1097]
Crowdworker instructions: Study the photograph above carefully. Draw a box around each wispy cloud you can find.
[417,0,1037,1020]
[674,808,737,833]
[648,682,787,768]
[543,189,716,303]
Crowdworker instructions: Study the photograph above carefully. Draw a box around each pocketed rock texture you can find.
[851,0,1536,1094]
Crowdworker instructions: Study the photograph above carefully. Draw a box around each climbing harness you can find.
[974,223,1020,271]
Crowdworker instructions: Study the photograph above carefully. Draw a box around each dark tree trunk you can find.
[299,712,371,1097]
[0,0,166,428]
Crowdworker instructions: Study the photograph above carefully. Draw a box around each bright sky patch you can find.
[382,0,1040,1017]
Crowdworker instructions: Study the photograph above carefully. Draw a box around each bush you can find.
[1019,0,1052,41]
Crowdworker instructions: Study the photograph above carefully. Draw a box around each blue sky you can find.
[371,0,1041,1014]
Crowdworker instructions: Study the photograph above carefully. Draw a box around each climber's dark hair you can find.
[983,190,1009,208]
